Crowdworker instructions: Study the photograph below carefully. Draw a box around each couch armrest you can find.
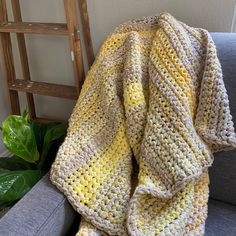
[209,33,236,205]
[0,173,78,236]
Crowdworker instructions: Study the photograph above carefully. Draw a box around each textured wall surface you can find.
[232,3,236,32]
[87,0,236,53]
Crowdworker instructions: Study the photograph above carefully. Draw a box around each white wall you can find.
[1,0,236,154]
[87,0,236,53]
[7,0,76,121]
[232,3,236,32]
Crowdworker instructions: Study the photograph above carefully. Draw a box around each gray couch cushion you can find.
[206,199,236,236]
[209,33,236,205]
[0,173,78,236]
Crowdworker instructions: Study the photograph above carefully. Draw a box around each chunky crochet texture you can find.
[50,13,236,235]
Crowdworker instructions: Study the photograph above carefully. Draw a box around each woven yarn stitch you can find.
[50,13,236,236]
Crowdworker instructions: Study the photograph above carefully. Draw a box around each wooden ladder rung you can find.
[0,0,94,119]
[0,22,68,35]
[8,79,77,100]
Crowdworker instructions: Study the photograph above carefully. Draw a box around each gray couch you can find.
[0,33,236,236]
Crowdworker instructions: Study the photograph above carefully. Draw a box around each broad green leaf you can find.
[43,122,68,150]
[40,137,65,171]
[0,155,35,171]
[31,121,60,154]
[1,115,39,163]
[0,170,44,204]
[38,122,67,168]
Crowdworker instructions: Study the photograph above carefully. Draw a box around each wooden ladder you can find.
[0,0,94,120]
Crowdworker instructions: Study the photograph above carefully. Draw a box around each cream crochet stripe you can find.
[50,13,236,236]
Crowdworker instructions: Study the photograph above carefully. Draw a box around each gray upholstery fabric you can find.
[0,173,78,236]
[209,33,236,205]
[206,200,236,236]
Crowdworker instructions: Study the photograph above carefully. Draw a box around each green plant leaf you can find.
[43,122,68,149]
[22,108,29,122]
[38,122,68,169]
[31,121,60,154]
[0,155,35,171]
[40,137,65,171]
[1,115,39,163]
[0,170,44,204]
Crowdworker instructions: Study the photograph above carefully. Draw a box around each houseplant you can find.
[0,109,68,216]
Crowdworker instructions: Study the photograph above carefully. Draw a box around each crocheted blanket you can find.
[50,13,236,235]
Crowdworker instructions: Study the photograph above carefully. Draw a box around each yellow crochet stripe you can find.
[71,63,123,117]
[150,82,202,156]
[69,66,125,133]
[187,174,209,232]
[67,124,131,207]
[133,180,194,234]
[78,28,154,102]
[78,34,127,101]
[153,29,196,116]
[124,84,147,153]
[156,29,194,89]
[124,82,146,109]
[71,31,156,134]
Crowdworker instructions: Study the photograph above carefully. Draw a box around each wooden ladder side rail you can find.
[64,0,85,93]
[11,0,36,118]
[78,0,95,68]
[0,0,21,115]
[0,0,94,120]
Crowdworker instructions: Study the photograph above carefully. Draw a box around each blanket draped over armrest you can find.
[50,13,236,236]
